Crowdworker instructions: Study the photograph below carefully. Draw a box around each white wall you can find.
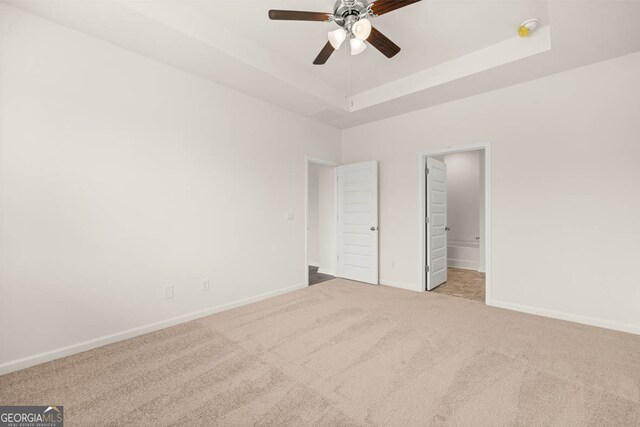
[478,150,486,272]
[307,163,336,275]
[307,164,320,266]
[443,151,480,270]
[0,4,341,372]
[342,52,640,334]
[317,166,336,275]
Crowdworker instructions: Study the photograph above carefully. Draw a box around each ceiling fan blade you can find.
[268,10,332,22]
[313,41,335,65]
[367,27,401,58]
[370,0,421,17]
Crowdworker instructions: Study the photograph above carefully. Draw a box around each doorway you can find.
[305,157,337,286]
[419,143,492,303]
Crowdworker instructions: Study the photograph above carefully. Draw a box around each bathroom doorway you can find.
[419,143,492,303]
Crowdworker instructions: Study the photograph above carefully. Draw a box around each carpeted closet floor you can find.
[1,279,639,426]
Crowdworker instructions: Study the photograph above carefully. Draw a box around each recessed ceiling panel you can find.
[188,0,549,94]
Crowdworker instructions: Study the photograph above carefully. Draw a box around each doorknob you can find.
[370,226,378,231]
[445,226,451,231]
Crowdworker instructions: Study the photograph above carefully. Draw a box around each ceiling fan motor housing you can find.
[333,0,369,28]
[267,0,416,64]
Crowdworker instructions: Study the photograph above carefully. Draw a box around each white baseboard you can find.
[379,279,420,292]
[490,299,640,336]
[317,267,335,276]
[478,264,486,273]
[0,282,306,376]
[448,258,479,270]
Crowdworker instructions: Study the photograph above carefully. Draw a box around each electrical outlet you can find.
[164,285,174,299]
[201,278,210,291]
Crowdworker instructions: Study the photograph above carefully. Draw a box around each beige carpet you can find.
[1,279,640,426]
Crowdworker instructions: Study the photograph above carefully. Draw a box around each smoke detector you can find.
[518,18,539,37]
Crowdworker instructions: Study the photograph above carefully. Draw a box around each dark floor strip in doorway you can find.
[309,266,334,285]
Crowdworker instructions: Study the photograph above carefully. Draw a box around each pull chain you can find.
[344,39,348,99]
[345,36,353,108]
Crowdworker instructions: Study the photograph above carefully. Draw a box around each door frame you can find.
[305,156,338,287]
[418,142,492,304]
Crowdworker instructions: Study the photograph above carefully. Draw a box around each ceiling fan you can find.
[268,0,421,65]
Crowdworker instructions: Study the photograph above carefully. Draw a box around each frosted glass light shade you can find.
[353,18,372,40]
[328,28,347,49]
[350,37,367,56]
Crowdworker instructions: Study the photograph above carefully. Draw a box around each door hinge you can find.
[425,217,429,224]
[426,266,430,272]
[426,167,430,175]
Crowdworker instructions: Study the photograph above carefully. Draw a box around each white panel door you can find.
[337,161,378,284]
[427,158,448,290]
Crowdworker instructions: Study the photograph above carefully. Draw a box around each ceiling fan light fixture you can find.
[350,37,367,56]
[328,28,347,49]
[353,18,372,40]
[268,0,421,65]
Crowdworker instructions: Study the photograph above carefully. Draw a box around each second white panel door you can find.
[427,157,448,290]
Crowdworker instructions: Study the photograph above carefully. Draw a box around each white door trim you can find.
[418,142,492,304]
[305,156,338,287]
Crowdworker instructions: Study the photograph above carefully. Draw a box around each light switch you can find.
[285,212,295,221]
[164,285,174,299]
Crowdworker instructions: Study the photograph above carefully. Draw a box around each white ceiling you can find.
[188,0,550,94]
[4,0,640,128]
